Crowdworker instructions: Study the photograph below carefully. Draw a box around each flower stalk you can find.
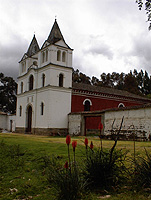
[72,141,77,164]
[66,135,71,169]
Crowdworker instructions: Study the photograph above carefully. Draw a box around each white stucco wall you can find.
[0,114,7,130]
[68,114,82,135]
[48,88,72,128]
[104,107,151,139]
[0,113,16,132]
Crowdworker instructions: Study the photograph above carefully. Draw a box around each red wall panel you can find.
[71,94,143,113]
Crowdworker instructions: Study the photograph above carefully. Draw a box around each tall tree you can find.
[72,69,91,85]
[73,68,151,97]
[123,71,140,94]
[0,73,17,114]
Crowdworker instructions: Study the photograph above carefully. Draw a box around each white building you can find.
[0,111,16,132]
[16,20,73,135]
[14,19,151,139]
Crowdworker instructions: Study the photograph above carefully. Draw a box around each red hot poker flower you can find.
[98,122,103,130]
[66,135,71,145]
[84,138,88,148]
[64,161,68,169]
[90,141,94,149]
[72,141,77,151]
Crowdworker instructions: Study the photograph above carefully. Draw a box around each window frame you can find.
[41,102,44,115]
[29,75,34,91]
[59,73,64,87]
[57,50,61,61]
[83,99,92,111]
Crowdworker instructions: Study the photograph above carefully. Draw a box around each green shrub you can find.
[132,149,151,189]
[47,156,87,200]
[83,146,127,190]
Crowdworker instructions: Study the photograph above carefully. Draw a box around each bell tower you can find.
[16,20,73,135]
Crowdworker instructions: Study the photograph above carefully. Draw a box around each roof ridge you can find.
[26,34,40,56]
[47,19,65,44]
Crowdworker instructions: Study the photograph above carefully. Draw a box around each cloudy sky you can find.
[0,0,151,81]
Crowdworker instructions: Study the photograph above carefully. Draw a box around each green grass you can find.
[0,133,151,200]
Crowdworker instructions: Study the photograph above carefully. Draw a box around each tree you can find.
[136,0,151,30]
[123,71,140,94]
[0,73,17,114]
[100,73,114,87]
[91,76,101,86]
[73,68,151,97]
[72,69,91,85]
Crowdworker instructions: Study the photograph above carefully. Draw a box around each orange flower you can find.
[64,161,68,169]
[90,141,94,149]
[72,141,77,151]
[66,135,71,145]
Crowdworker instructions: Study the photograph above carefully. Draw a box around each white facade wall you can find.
[36,65,72,88]
[16,86,72,130]
[48,88,71,128]
[16,91,36,128]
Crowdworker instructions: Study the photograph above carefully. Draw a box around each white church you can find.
[13,19,151,139]
[16,20,73,135]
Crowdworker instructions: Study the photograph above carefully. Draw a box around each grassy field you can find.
[0,132,151,200]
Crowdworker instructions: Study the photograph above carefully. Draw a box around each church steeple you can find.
[26,34,40,56]
[47,19,65,44]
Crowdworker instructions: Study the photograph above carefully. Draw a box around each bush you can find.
[83,143,127,190]
[132,149,151,189]
[47,156,87,200]
[45,136,88,200]
[45,135,128,198]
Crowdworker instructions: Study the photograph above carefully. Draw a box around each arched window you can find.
[46,50,48,61]
[83,99,92,111]
[22,62,26,72]
[19,105,22,117]
[62,51,66,62]
[42,52,45,63]
[57,50,61,61]
[118,103,125,108]
[21,63,24,73]
[41,102,44,115]
[59,73,63,87]
[42,73,45,87]
[29,75,34,90]
[21,82,23,93]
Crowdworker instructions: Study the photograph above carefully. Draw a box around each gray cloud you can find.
[83,35,114,60]
[122,33,151,74]
[0,35,28,81]
[85,44,113,60]
[131,36,151,62]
